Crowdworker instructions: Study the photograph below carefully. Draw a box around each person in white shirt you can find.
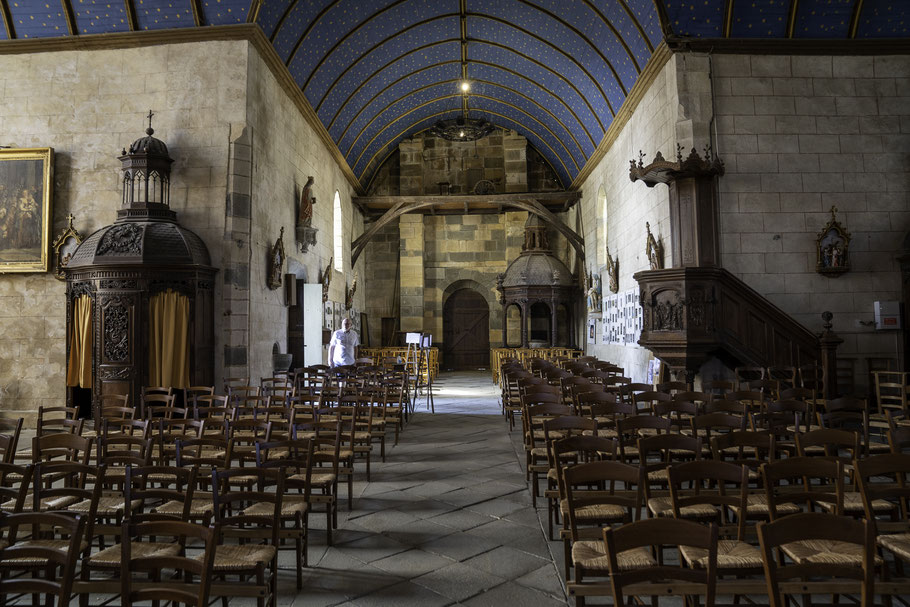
[328,317,359,367]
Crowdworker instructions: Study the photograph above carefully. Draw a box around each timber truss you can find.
[350,191,583,267]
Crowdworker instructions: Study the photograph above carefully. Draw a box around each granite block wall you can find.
[0,40,244,419]
[713,53,910,392]
[0,38,364,419]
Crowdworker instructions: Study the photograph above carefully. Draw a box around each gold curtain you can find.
[65,295,93,388]
[149,289,190,389]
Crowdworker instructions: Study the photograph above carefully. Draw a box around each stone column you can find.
[399,215,425,332]
[222,124,253,384]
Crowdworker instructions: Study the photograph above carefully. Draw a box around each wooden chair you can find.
[549,435,617,545]
[121,519,216,607]
[602,517,718,607]
[564,460,644,585]
[172,437,227,524]
[668,460,764,578]
[639,434,703,519]
[0,511,86,607]
[31,433,92,465]
[79,465,198,604]
[210,467,285,607]
[855,453,910,575]
[294,420,341,542]
[255,438,314,588]
[873,370,909,417]
[33,461,102,551]
[0,419,22,464]
[757,512,875,607]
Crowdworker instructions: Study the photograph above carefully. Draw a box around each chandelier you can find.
[429,115,496,142]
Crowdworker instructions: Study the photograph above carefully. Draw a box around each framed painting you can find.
[0,148,54,273]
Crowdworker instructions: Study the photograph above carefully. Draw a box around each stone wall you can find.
[243,46,360,384]
[0,38,364,419]
[576,55,685,382]
[0,40,245,418]
[713,53,910,393]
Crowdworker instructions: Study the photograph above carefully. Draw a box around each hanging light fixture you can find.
[428,10,496,143]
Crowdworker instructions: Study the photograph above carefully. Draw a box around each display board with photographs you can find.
[602,288,642,346]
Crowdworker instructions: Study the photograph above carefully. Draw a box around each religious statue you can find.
[320,257,332,304]
[586,270,602,312]
[297,176,314,228]
[295,176,318,253]
[266,227,285,290]
[606,247,619,294]
[646,222,664,270]
[345,272,358,310]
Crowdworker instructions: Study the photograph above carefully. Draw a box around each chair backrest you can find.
[603,517,718,606]
[125,464,197,521]
[795,427,861,464]
[32,433,92,464]
[757,513,874,607]
[36,406,81,436]
[855,453,910,525]
[121,519,216,607]
[761,456,844,519]
[563,460,644,539]
[668,460,749,539]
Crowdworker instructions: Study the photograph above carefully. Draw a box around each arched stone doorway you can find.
[443,288,490,370]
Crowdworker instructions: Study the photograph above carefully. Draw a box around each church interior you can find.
[0,0,909,605]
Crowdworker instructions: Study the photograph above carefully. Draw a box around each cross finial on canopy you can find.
[146,110,155,135]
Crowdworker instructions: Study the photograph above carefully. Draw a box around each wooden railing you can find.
[635,266,840,394]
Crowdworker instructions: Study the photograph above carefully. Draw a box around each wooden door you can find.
[443,289,490,370]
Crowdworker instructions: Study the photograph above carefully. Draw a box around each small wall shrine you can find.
[64,114,216,420]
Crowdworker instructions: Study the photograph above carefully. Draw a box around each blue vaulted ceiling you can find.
[1,1,906,189]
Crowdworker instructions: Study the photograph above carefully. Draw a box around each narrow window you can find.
[333,190,343,271]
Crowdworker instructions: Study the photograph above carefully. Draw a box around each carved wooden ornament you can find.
[606,247,619,294]
[52,214,83,280]
[646,222,664,270]
[815,206,850,277]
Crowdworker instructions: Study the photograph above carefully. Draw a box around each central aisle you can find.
[289,371,570,606]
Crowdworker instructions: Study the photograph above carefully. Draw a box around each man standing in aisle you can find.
[329,317,359,367]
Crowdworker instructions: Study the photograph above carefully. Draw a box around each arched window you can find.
[333,190,343,271]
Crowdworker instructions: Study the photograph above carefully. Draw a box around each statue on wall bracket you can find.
[816,205,850,277]
[296,176,318,253]
[606,247,619,294]
[646,222,664,270]
[267,227,285,290]
[52,214,83,280]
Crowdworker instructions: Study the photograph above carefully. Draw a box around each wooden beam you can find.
[190,0,203,26]
[352,191,581,215]
[247,0,262,23]
[350,196,585,268]
[848,0,865,39]
[786,0,799,38]
[60,0,77,36]
[123,0,137,31]
[0,0,15,39]
[723,0,734,37]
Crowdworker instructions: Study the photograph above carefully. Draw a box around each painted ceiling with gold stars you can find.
[0,1,906,189]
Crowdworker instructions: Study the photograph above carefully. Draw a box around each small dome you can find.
[501,252,573,288]
[66,220,211,269]
[127,127,169,156]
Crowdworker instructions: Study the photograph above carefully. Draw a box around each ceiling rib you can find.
[604,0,654,53]
[325,41,460,131]
[298,0,424,91]
[312,16,460,112]
[468,14,616,116]
[60,0,76,35]
[1,0,15,38]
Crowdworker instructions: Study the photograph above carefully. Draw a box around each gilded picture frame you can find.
[0,148,54,273]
